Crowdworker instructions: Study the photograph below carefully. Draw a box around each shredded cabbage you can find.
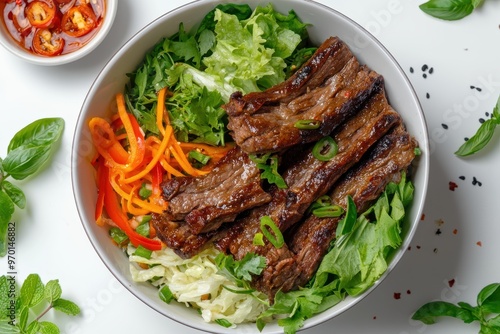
[127,245,268,325]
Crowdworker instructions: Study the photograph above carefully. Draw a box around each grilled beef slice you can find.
[214,88,402,264]
[256,124,418,296]
[151,147,272,258]
[224,36,383,154]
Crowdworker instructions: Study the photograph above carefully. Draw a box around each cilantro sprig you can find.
[412,283,500,333]
[0,274,80,334]
[249,153,287,189]
[455,94,500,156]
[419,0,484,21]
[0,118,64,257]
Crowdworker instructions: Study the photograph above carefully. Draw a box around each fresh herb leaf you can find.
[1,181,26,209]
[249,153,287,189]
[215,252,265,288]
[1,274,80,333]
[455,95,500,156]
[419,0,479,21]
[413,283,500,333]
[0,118,63,256]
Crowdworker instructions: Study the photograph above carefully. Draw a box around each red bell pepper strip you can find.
[99,162,162,251]
[151,162,164,197]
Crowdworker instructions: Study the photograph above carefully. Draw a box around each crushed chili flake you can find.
[449,181,458,191]
[407,290,412,295]
[373,316,377,320]
[407,246,412,251]
[453,228,458,235]
[477,241,483,247]
[421,213,426,221]
[394,292,401,300]
[416,245,421,249]
[448,279,455,288]
[436,219,444,226]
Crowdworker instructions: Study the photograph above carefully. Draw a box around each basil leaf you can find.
[0,191,15,257]
[477,283,500,314]
[2,144,52,180]
[1,180,26,209]
[419,0,474,21]
[8,118,64,153]
[455,119,497,156]
[411,301,477,324]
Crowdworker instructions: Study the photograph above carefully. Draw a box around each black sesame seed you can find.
[441,123,449,129]
[429,67,434,74]
[459,176,466,180]
[476,87,482,92]
[422,64,428,71]
[410,67,414,73]
[464,137,469,141]
[486,112,490,117]
[423,73,427,79]
[436,228,442,235]
[479,118,485,123]
[470,85,476,89]
[426,92,430,99]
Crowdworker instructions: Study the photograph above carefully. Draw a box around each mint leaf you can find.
[39,321,60,334]
[419,0,474,21]
[44,280,62,304]
[0,191,15,257]
[20,274,45,308]
[52,298,80,316]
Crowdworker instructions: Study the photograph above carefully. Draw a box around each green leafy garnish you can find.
[419,0,484,21]
[0,118,64,257]
[257,172,414,334]
[412,283,500,333]
[455,94,500,156]
[249,153,287,189]
[215,252,266,290]
[259,216,285,249]
[0,274,80,333]
[159,285,174,304]
[215,318,233,328]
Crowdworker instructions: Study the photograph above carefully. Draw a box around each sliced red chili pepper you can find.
[100,163,162,251]
[61,4,96,37]
[32,28,65,56]
[151,162,164,197]
[26,0,59,29]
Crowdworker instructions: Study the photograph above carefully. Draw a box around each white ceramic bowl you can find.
[0,0,117,66]
[72,0,430,332]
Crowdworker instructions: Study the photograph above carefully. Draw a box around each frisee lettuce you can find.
[257,172,414,334]
[125,3,313,145]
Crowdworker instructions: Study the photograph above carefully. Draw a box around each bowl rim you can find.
[0,0,118,66]
[71,0,430,332]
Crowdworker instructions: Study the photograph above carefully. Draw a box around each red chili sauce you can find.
[1,0,105,57]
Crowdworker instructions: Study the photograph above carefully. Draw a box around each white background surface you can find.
[1,0,500,333]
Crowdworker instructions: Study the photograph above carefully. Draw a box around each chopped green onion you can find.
[109,227,129,245]
[139,183,152,199]
[136,221,150,237]
[159,285,174,304]
[133,245,153,259]
[294,119,321,130]
[253,232,265,246]
[260,216,284,248]
[188,150,211,165]
[312,205,345,218]
[215,318,233,328]
[414,147,422,156]
[222,285,256,295]
[312,136,338,161]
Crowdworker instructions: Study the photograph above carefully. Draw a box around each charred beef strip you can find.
[224,36,383,154]
[215,88,402,263]
[253,124,417,297]
[159,146,271,235]
[151,146,272,258]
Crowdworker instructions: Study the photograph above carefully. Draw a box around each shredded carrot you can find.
[89,89,233,250]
